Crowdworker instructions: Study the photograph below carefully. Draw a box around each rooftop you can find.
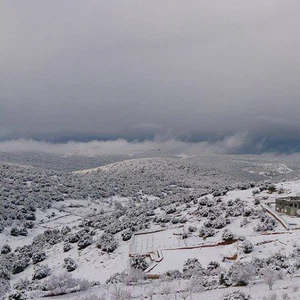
[276,196,300,202]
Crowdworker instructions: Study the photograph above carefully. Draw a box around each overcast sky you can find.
[1,1,300,153]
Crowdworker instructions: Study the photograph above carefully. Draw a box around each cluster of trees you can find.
[0,156,251,234]
[196,194,277,240]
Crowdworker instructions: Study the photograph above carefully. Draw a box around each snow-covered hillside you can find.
[2,154,300,300]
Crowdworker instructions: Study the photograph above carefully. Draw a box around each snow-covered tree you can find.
[97,233,118,253]
[33,264,51,280]
[183,258,204,278]
[222,229,234,242]
[1,244,11,255]
[64,257,77,272]
[130,255,148,271]
[223,290,251,300]
[32,251,46,264]
[240,240,254,254]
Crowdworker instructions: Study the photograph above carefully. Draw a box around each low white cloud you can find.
[0,133,250,157]
[214,132,250,152]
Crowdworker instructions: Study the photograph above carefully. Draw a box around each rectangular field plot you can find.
[148,244,237,275]
[130,227,186,254]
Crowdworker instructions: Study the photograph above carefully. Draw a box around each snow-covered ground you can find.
[149,244,237,275]
[4,175,300,299]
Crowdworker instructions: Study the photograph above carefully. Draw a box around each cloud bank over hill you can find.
[1,1,300,152]
[0,132,278,156]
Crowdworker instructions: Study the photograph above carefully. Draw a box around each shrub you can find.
[33,229,62,247]
[96,233,118,253]
[77,278,90,291]
[212,217,227,229]
[125,269,147,284]
[220,263,254,287]
[207,261,220,275]
[0,266,10,280]
[15,245,33,258]
[183,258,204,278]
[80,294,106,300]
[240,218,250,227]
[222,229,234,241]
[207,198,216,207]
[5,291,27,300]
[130,255,148,271]
[18,227,28,236]
[64,257,77,272]
[223,290,251,300]
[33,264,51,280]
[199,226,215,238]
[0,279,11,298]
[255,214,276,232]
[122,229,132,241]
[61,226,71,235]
[77,235,93,250]
[240,240,254,254]
[106,272,127,284]
[32,252,46,264]
[188,226,197,233]
[63,242,72,252]
[165,205,176,214]
[110,286,132,300]
[68,233,80,243]
[268,184,276,193]
[11,257,30,274]
[266,252,289,270]
[24,221,35,229]
[164,269,182,280]
[44,272,79,295]
[10,227,19,236]
[13,278,31,291]
[1,244,11,255]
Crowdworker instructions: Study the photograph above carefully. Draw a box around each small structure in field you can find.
[275,196,300,216]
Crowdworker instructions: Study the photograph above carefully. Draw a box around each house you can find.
[275,196,300,216]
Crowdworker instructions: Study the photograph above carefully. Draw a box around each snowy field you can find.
[130,227,185,254]
[148,244,237,275]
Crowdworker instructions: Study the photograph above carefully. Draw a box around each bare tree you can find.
[80,293,106,300]
[180,291,189,300]
[160,283,172,300]
[262,268,278,291]
[235,263,255,287]
[110,286,123,300]
[125,269,145,285]
[122,289,133,300]
[185,277,204,299]
[268,293,278,300]
[282,292,290,300]
[145,285,156,300]
[45,272,78,295]
[110,285,133,300]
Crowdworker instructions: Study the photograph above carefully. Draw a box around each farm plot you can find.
[148,244,237,275]
[130,227,185,254]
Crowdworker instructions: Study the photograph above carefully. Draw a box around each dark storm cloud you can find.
[1,1,300,152]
